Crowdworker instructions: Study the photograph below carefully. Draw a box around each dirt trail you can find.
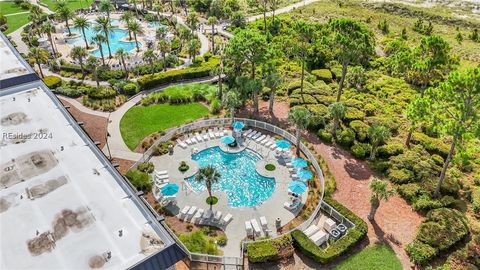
[239,100,423,268]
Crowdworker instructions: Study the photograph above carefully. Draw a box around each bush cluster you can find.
[246,234,293,263]
[311,69,333,83]
[152,142,172,156]
[472,187,480,215]
[137,162,154,173]
[42,75,62,89]
[125,169,152,192]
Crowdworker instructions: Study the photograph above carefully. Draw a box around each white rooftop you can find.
[0,37,29,81]
[0,86,165,269]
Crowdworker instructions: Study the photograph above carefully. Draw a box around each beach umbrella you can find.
[276,139,291,149]
[232,121,245,130]
[288,181,307,194]
[161,183,179,196]
[221,135,235,144]
[292,157,308,168]
[297,169,313,180]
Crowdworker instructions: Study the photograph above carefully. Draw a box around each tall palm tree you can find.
[94,16,113,58]
[157,40,171,71]
[56,5,73,36]
[156,26,168,40]
[99,0,114,23]
[195,165,221,208]
[29,5,43,37]
[28,48,49,78]
[368,125,391,160]
[120,11,134,40]
[368,178,394,221]
[188,38,200,60]
[74,16,91,49]
[186,11,198,34]
[328,102,346,138]
[128,21,143,52]
[70,46,88,79]
[264,72,282,114]
[86,56,100,88]
[41,21,57,56]
[207,16,218,53]
[288,107,311,156]
[223,91,241,123]
[142,49,157,74]
[92,34,107,65]
[116,48,129,78]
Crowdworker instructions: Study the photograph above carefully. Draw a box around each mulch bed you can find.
[111,158,135,174]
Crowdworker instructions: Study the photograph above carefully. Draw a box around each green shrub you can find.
[472,187,480,214]
[397,183,422,202]
[349,120,369,141]
[178,161,189,172]
[351,142,371,159]
[217,235,227,246]
[344,107,365,121]
[337,128,356,147]
[388,146,440,183]
[311,69,333,83]
[122,82,139,96]
[431,154,444,166]
[388,168,414,184]
[412,195,444,211]
[125,169,152,192]
[54,86,85,97]
[317,129,333,143]
[178,230,220,255]
[87,87,117,99]
[406,240,438,265]
[153,142,172,156]
[210,98,221,114]
[138,56,220,89]
[377,143,404,159]
[411,132,450,158]
[246,234,292,263]
[137,162,154,173]
[42,75,62,89]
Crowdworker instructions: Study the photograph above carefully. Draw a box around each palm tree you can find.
[368,178,394,221]
[142,49,157,74]
[92,34,107,65]
[28,48,49,78]
[29,5,43,37]
[116,48,129,78]
[368,125,391,160]
[94,16,113,58]
[223,91,241,123]
[288,107,311,156]
[70,46,88,79]
[120,11,134,40]
[157,40,171,71]
[264,72,282,114]
[41,21,57,56]
[74,16,91,49]
[127,21,143,52]
[328,102,346,138]
[195,165,221,208]
[186,11,198,34]
[188,38,200,60]
[86,56,100,88]
[207,16,218,53]
[99,0,114,23]
[156,26,168,40]
[56,4,73,36]
[153,2,163,21]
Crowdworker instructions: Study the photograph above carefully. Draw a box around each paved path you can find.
[246,0,320,22]
[5,11,30,16]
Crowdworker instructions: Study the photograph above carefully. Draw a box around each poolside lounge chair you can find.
[283,198,301,210]
[185,136,193,145]
[214,127,221,137]
[208,129,215,139]
[156,174,169,180]
[269,142,277,150]
[243,129,253,136]
[189,134,197,144]
[310,230,328,246]
[245,221,253,236]
[252,132,262,140]
[303,224,320,237]
[222,213,233,225]
[256,135,266,143]
[219,129,225,137]
[251,219,262,236]
[260,216,268,230]
[202,131,209,141]
[260,136,270,145]
[193,208,204,223]
[203,209,213,220]
[187,206,197,218]
[194,132,202,142]
[176,139,188,149]
[247,131,257,139]
[214,211,222,221]
[180,206,191,219]
[155,170,168,175]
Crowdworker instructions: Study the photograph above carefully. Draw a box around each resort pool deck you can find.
[150,131,307,256]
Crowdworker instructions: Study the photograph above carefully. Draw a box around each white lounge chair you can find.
[310,230,328,246]
[222,213,233,225]
[203,209,213,220]
[214,127,221,137]
[303,224,320,237]
[284,199,300,210]
[195,132,203,142]
[185,136,193,145]
[260,136,270,145]
[247,131,257,138]
[189,134,198,144]
[243,129,253,136]
[252,133,261,140]
[214,211,222,221]
[219,129,225,137]
[269,143,277,150]
[155,170,168,175]
[193,208,204,223]
[187,206,197,217]
[260,216,268,229]
[251,219,261,236]
[176,139,188,149]
[208,129,215,139]
[180,206,190,220]
[245,221,253,236]
[202,131,209,141]
[256,135,266,142]
[155,174,169,180]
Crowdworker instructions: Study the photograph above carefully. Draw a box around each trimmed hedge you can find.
[311,69,333,83]
[42,75,62,89]
[411,132,450,158]
[246,234,293,263]
[137,56,220,89]
[472,187,480,214]
[291,196,367,264]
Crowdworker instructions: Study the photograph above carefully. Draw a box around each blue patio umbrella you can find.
[297,169,314,180]
[232,121,245,130]
[161,183,179,196]
[292,157,308,168]
[288,181,308,194]
[221,135,235,144]
[276,139,291,149]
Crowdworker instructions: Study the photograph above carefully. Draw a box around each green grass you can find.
[334,244,402,270]
[120,103,209,150]
[3,13,30,34]
[40,0,94,11]
[142,83,217,105]
[178,229,223,255]
[0,1,27,15]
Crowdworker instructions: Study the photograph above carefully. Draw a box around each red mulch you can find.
[239,100,423,269]
[60,99,108,149]
[111,158,135,174]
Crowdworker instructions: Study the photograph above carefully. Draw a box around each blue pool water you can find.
[185,147,275,208]
[71,25,139,57]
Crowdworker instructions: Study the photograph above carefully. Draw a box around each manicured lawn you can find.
[40,0,93,11]
[3,13,30,34]
[0,1,27,15]
[334,244,402,270]
[120,103,209,150]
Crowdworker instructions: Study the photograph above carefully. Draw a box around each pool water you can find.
[71,25,139,57]
[185,147,276,208]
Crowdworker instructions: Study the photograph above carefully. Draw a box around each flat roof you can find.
[0,36,30,81]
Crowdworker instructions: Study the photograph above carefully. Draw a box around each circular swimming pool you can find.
[185,147,276,208]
